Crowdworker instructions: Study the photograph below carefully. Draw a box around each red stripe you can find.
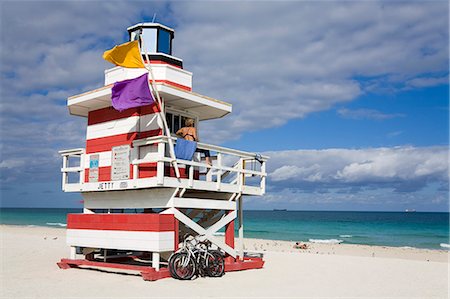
[67,214,175,232]
[138,163,157,179]
[154,80,191,91]
[163,166,196,179]
[137,129,162,139]
[174,219,179,250]
[88,107,139,126]
[86,133,137,154]
[144,60,182,69]
[85,129,161,154]
[140,104,161,116]
[225,215,235,249]
[85,167,112,182]
[88,104,160,126]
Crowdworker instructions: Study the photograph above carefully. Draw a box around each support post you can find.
[238,194,244,260]
[70,246,76,259]
[152,252,160,271]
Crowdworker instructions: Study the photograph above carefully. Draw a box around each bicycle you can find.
[168,235,225,280]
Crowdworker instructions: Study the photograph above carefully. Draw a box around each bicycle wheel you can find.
[168,252,180,278]
[169,252,196,280]
[206,250,225,277]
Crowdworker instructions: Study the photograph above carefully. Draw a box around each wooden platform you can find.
[57,256,264,281]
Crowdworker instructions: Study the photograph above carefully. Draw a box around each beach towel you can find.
[174,138,197,161]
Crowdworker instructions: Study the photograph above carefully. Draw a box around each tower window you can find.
[165,110,197,135]
[157,29,171,55]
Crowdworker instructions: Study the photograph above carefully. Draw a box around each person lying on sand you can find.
[293,242,308,249]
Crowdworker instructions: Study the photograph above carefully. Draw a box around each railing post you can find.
[260,160,266,194]
[157,141,165,185]
[216,152,222,190]
[62,155,68,191]
[79,153,85,185]
[188,166,194,187]
[206,153,213,182]
[133,163,138,185]
[132,147,138,187]
[238,158,244,192]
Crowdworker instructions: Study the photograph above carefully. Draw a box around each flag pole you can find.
[139,37,181,179]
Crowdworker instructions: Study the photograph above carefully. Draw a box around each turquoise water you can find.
[0,208,81,227]
[244,210,449,250]
[1,208,448,250]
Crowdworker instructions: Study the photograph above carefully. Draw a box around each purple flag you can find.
[111,73,155,111]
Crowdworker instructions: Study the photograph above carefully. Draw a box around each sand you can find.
[1,225,448,298]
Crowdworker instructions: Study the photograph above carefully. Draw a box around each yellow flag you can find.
[103,40,145,68]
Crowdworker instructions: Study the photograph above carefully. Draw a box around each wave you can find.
[46,222,67,227]
[339,235,352,238]
[309,239,343,244]
[440,243,450,249]
[245,229,270,234]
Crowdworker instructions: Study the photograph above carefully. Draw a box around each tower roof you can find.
[127,22,175,34]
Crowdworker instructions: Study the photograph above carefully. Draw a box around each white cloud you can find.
[337,108,404,120]
[267,146,448,190]
[256,146,448,210]
[406,76,449,89]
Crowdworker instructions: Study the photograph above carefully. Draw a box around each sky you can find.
[0,1,448,211]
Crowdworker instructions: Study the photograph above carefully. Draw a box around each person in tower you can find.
[176,118,212,165]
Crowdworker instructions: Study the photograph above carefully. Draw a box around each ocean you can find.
[1,208,448,250]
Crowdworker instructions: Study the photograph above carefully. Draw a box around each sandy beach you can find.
[1,225,448,298]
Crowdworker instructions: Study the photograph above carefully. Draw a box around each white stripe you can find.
[67,229,174,252]
[87,116,139,140]
[104,64,192,88]
[165,66,192,88]
[86,115,162,140]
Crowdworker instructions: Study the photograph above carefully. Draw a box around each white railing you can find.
[132,136,268,193]
[59,136,268,194]
[59,148,85,191]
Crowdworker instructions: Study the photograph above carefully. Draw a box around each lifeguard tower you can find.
[57,23,268,281]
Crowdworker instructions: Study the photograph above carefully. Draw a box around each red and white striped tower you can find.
[58,23,268,280]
